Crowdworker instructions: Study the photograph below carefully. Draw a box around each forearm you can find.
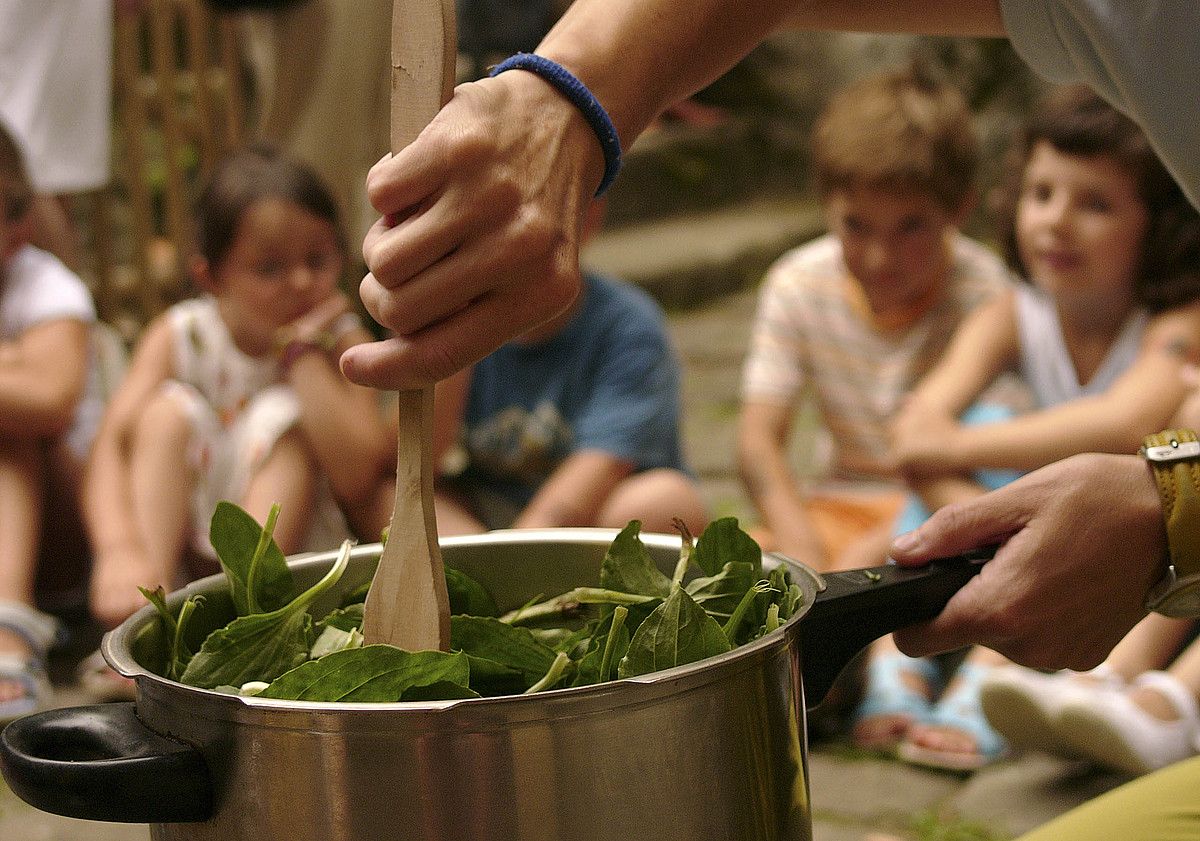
[537,0,800,146]
[947,395,1180,473]
[0,373,81,438]
[514,451,630,528]
[911,474,988,516]
[737,438,826,566]
[539,0,1004,146]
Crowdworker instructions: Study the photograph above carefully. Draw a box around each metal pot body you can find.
[115,530,819,841]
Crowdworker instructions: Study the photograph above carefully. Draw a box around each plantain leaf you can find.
[617,587,731,679]
[261,645,476,701]
[599,520,672,598]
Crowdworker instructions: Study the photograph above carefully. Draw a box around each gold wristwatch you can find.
[1141,429,1200,617]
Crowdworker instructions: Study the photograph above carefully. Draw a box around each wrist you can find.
[489,54,622,196]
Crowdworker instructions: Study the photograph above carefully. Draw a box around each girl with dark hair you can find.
[82,147,391,664]
[865,85,1200,771]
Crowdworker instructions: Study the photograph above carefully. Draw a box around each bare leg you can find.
[0,440,44,702]
[595,468,707,535]
[1105,614,1195,680]
[90,393,193,629]
[1129,628,1200,722]
[433,486,487,536]
[240,429,317,555]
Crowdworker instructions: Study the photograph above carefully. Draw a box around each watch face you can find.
[1157,581,1200,618]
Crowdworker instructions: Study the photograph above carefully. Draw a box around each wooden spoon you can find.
[361,0,456,650]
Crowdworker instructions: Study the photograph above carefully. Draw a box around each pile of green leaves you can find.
[142,502,805,703]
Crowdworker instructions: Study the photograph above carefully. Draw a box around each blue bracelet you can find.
[489,53,622,197]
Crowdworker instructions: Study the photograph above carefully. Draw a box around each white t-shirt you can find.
[0,1,113,193]
[1,244,103,458]
[1000,0,1200,208]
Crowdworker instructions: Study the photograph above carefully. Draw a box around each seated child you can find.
[431,200,707,536]
[0,121,107,721]
[83,145,393,645]
[737,65,1018,574]
[867,85,1200,771]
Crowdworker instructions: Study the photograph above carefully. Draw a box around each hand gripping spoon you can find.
[361,0,456,650]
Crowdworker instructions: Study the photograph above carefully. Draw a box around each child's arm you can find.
[286,337,393,509]
[891,291,1020,433]
[514,450,635,529]
[737,399,829,569]
[0,317,88,438]
[900,302,1200,475]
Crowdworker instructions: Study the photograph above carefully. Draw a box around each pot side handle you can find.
[0,702,212,823]
[797,546,994,709]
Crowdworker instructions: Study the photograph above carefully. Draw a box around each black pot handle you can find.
[0,702,212,823]
[798,546,995,709]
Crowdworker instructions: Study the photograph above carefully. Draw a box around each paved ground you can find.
[0,288,1128,840]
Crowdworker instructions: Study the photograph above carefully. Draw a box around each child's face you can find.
[825,185,961,314]
[204,198,343,352]
[1016,141,1148,312]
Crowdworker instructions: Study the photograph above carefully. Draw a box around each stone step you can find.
[583,193,824,310]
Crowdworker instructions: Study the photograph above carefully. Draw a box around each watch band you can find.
[1142,428,1200,584]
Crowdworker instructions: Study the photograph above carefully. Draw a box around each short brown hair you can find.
[0,122,32,223]
[995,85,1200,313]
[812,66,978,212]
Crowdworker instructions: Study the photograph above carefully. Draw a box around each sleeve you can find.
[999,0,1200,208]
[9,248,96,328]
[740,264,808,405]
[571,318,684,471]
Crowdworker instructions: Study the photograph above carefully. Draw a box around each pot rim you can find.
[103,527,824,713]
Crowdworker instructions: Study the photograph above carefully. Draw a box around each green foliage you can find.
[143,504,805,702]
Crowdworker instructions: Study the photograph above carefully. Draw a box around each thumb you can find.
[889,485,1027,567]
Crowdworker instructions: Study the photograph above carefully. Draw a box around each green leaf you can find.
[445,567,500,617]
[684,561,759,620]
[139,585,202,681]
[261,645,474,702]
[450,616,558,686]
[180,539,351,689]
[462,654,529,696]
[569,610,632,687]
[599,520,672,599]
[693,517,761,578]
[316,603,364,634]
[617,587,731,679]
[179,606,313,689]
[209,501,294,616]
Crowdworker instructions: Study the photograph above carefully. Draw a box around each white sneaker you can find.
[980,664,1123,757]
[1056,670,1200,776]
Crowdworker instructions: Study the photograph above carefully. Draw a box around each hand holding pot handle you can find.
[797,546,994,709]
[0,702,212,823]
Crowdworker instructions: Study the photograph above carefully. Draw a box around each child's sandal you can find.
[0,600,61,724]
[898,661,1007,772]
[852,652,940,751]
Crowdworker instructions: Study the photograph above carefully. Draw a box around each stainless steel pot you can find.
[1,529,988,841]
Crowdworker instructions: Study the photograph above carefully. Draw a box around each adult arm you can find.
[737,400,829,569]
[890,452,1164,670]
[343,0,1006,390]
[0,318,88,438]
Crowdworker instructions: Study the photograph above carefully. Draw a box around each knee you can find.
[133,389,194,449]
[599,469,708,534]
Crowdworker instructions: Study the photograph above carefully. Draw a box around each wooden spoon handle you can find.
[360,0,456,650]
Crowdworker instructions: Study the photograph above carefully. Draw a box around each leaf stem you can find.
[245,503,281,615]
[524,651,571,694]
[598,606,629,683]
[500,588,656,625]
